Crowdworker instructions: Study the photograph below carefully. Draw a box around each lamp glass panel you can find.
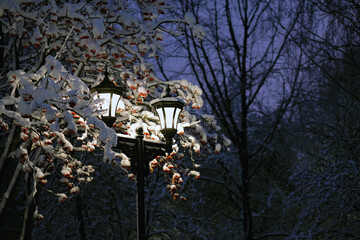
[164,107,175,129]
[116,98,125,114]
[156,108,165,129]
[99,93,111,116]
[173,108,181,129]
[111,94,121,116]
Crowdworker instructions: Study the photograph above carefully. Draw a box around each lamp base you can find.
[101,116,116,128]
[161,128,177,151]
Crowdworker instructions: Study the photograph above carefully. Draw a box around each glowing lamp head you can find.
[91,70,125,127]
[150,97,185,144]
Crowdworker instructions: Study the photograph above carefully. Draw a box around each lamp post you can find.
[91,71,184,240]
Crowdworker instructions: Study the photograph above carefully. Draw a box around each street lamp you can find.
[91,72,184,240]
[91,69,125,127]
[150,88,185,146]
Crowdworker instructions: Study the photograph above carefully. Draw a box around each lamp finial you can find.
[164,85,172,98]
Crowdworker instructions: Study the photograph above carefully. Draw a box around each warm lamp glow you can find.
[156,108,165,129]
[155,107,182,130]
[173,108,181,128]
[90,68,126,127]
[97,93,124,117]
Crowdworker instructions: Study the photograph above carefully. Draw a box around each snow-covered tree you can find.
[0,0,229,239]
[277,1,360,238]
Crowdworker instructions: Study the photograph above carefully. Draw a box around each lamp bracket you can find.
[115,135,169,176]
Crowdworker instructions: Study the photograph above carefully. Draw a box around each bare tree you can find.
[157,0,305,238]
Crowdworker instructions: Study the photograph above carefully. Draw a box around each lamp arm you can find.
[115,133,171,175]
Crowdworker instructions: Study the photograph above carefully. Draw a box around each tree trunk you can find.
[240,147,253,240]
[76,195,87,240]
[0,21,4,71]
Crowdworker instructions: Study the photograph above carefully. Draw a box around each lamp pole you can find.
[92,70,184,240]
[136,127,146,240]
[116,128,172,240]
